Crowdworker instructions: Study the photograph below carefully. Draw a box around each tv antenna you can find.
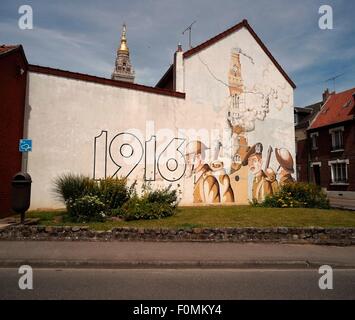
[182,20,196,49]
[324,72,345,92]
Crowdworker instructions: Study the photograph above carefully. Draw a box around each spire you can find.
[119,23,129,53]
[111,23,135,83]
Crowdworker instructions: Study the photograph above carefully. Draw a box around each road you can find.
[0,268,354,300]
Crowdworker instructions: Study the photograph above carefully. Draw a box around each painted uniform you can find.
[252,171,273,202]
[216,174,234,202]
[193,164,220,203]
[265,168,279,194]
[279,174,295,186]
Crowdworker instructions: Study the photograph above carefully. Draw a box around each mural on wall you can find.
[92,48,294,205]
[241,143,278,203]
[275,148,295,186]
[188,48,294,204]
[185,140,234,203]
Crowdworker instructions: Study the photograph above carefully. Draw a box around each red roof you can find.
[183,19,296,89]
[309,87,355,130]
[0,45,19,54]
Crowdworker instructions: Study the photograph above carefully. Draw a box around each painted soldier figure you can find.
[185,140,220,203]
[242,142,274,203]
[210,160,235,202]
[275,148,295,186]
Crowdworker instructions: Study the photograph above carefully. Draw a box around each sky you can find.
[1,0,354,106]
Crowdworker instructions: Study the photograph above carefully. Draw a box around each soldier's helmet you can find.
[185,140,209,156]
[275,148,294,173]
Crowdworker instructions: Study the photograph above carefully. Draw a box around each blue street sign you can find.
[19,139,32,152]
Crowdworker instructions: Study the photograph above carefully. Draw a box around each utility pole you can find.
[182,21,196,49]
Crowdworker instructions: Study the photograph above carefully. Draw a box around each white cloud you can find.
[0,0,354,105]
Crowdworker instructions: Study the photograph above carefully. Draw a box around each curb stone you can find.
[0,225,354,246]
[1,259,354,269]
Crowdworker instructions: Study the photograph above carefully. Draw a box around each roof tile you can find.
[309,88,355,129]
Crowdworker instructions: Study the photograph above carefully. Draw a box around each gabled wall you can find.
[180,26,295,203]
[25,25,295,209]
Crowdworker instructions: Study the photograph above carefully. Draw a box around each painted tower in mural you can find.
[226,49,250,204]
[112,24,135,83]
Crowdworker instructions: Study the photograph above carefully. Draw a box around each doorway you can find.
[313,165,321,186]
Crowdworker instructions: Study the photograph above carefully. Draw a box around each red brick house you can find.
[296,87,355,203]
[294,102,322,181]
[0,45,28,218]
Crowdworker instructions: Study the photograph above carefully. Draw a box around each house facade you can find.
[295,88,355,201]
[294,102,322,182]
[0,20,296,214]
[308,88,355,193]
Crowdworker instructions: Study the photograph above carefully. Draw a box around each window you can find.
[329,126,344,151]
[329,160,349,184]
[310,132,318,150]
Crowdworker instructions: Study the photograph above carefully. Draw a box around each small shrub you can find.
[119,186,178,221]
[258,182,330,209]
[53,173,178,222]
[53,174,98,202]
[98,177,130,211]
[67,195,106,222]
[146,187,178,205]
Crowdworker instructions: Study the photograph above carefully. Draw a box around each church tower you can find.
[111,24,135,83]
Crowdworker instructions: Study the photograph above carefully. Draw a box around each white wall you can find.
[26,73,221,208]
[25,25,294,209]
[182,26,295,200]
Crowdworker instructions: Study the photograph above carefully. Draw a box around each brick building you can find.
[0,45,28,217]
[295,87,355,201]
[294,102,322,181]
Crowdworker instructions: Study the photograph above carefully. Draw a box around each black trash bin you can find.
[11,172,32,223]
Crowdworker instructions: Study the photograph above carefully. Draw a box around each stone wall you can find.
[1,225,354,245]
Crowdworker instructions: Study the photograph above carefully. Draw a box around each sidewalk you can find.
[0,241,355,269]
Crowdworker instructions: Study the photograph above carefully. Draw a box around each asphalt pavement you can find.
[1,242,354,300]
[1,268,354,299]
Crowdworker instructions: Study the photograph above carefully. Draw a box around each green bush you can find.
[118,186,178,221]
[98,177,131,212]
[54,174,131,205]
[67,195,106,222]
[53,173,178,222]
[257,182,330,209]
[53,173,98,202]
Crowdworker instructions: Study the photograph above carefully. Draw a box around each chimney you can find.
[173,43,184,92]
[322,88,330,103]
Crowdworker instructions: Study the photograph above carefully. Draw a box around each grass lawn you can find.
[26,206,355,231]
